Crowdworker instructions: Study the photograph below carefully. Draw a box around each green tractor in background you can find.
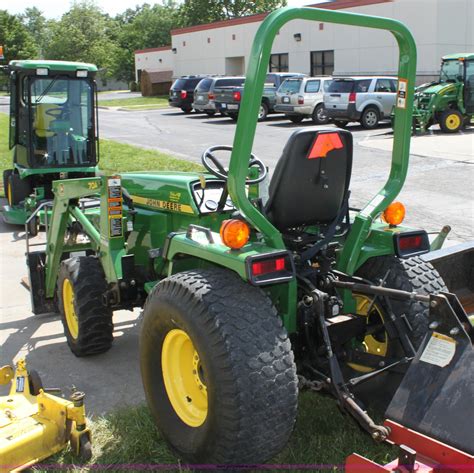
[413,53,474,133]
[2,60,99,234]
[22,7,473,468]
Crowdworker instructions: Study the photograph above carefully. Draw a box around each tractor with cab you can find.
[23,7,473,469]
[1,60,99,235]
[412,53,474,133]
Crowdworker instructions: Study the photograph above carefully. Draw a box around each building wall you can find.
[168,0,474,83]
[135,47,174,82]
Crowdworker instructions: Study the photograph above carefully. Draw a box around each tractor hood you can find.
[415,81,458,96]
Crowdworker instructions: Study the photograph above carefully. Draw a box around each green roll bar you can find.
[228,6,417,275]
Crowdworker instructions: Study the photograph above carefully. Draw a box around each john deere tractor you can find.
[24,7,473,468]
[413,53,474,132]
[2,60,99,234]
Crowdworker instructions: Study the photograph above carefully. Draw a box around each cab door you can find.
[465,60,474,114]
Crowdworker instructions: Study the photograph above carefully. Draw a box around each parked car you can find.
[214,73,306,121]
[193,77,244,116]
[169,75,208,113]
[324,76,398,129]
[274,76,333,124]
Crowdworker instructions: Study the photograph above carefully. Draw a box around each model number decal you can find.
[397,79,408,109]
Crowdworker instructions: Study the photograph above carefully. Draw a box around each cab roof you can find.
[442,53,474,61]
[9,60,98,73]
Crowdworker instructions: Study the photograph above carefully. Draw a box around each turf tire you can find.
[58,256,113,357]
[140,268,298,466]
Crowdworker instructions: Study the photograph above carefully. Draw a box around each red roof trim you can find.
[135,46,172,55]
[171,0,392,36]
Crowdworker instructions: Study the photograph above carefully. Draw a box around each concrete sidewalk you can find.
[360,128,474,162]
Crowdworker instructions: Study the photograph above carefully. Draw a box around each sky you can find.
[3,0,328,19]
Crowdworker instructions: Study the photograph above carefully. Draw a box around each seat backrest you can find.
[34,104,61,138]
[265,128,352,231]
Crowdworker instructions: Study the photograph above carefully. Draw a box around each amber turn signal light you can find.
[220,219,250,250]
[382,201,406,226]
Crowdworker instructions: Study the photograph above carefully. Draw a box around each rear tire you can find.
[3,169,12,198]
[228,113,238,121]
[351,255,448,404]
[312,103,329,125]
[181,107,193,114]
[439,109,463,133]
[58,256,113,357]
[140,269,298,465]
[288,115,303,124]
[205,110,216,116]
[28,370,43,395]
[361,107,380,129]
[7,174,31,206]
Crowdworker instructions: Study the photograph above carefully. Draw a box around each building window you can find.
[269,53,289,72]
[311,50,334,76]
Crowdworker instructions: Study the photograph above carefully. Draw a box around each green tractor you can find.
[413,53,474,132]
[24,7,473,467]
[2,60,99,234]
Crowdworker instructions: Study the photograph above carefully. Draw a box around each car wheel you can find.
[361,107,380,129]
[312,103,329,125]
[258,102,269,122]
[228,113,238,121]
[439,109,463,133]
[334,120,349,128]
[181,107,193,114]
[288,115,304,124]
[205,110,216,116]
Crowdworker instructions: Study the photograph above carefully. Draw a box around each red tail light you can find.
[349,92,357,103]
[180,90,187,99]
[208,92,215,100]
[298,95,304,105]
[233,91,241,101]
[252,257,286,276]
[399,235,423,251]
[394,231,430,258]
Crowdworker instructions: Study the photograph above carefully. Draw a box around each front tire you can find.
[58,256,113,357]
[140,269,298,465]
[439,109,463,133]
[288,115,303,124]
[258,102,269,121]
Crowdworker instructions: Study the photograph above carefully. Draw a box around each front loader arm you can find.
[44,177,126,299]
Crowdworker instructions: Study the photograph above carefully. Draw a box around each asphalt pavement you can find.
[0,105,473,415]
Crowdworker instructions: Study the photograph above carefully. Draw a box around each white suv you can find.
[324,76,398,129]
[274,76,333,124]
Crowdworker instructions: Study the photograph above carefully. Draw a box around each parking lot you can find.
[1,105,473,415]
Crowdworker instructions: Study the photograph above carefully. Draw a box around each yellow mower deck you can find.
[0,359,91,472]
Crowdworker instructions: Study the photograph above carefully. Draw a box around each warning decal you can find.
[397,79,408,109]
[420,332,456,368]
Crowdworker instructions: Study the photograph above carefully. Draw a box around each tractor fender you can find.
[163,230,295,285]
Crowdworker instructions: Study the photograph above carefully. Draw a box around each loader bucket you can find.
[385,292,473,455]
[422,241,474,317]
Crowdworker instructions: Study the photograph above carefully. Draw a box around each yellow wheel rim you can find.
[63,278,79,339]
[162,329,208,427]
[348,295,389,373]
[446,113,461,130]
[7,181,12,207]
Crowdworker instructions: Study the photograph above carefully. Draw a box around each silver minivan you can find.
[324,76,398,129]
[274,76,333,124]
[193,77,245,116]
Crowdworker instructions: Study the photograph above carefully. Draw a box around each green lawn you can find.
[98,95,169,109]
[36,393,393,472]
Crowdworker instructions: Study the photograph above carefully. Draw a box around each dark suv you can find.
[169,76,208,113]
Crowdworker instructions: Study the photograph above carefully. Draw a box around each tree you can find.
[111,3,180,83]
[44,1,119,77]
[178,0,288,27]
[20,7,49,57]
[0,10,39,62]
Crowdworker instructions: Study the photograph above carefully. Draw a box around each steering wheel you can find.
[45,107,67,120]
[201,145,267,184]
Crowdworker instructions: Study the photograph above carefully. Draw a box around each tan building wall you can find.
[135,47,174,82]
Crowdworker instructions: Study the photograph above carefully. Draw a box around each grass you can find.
[98,95,169,109]
[35,393,394,472]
